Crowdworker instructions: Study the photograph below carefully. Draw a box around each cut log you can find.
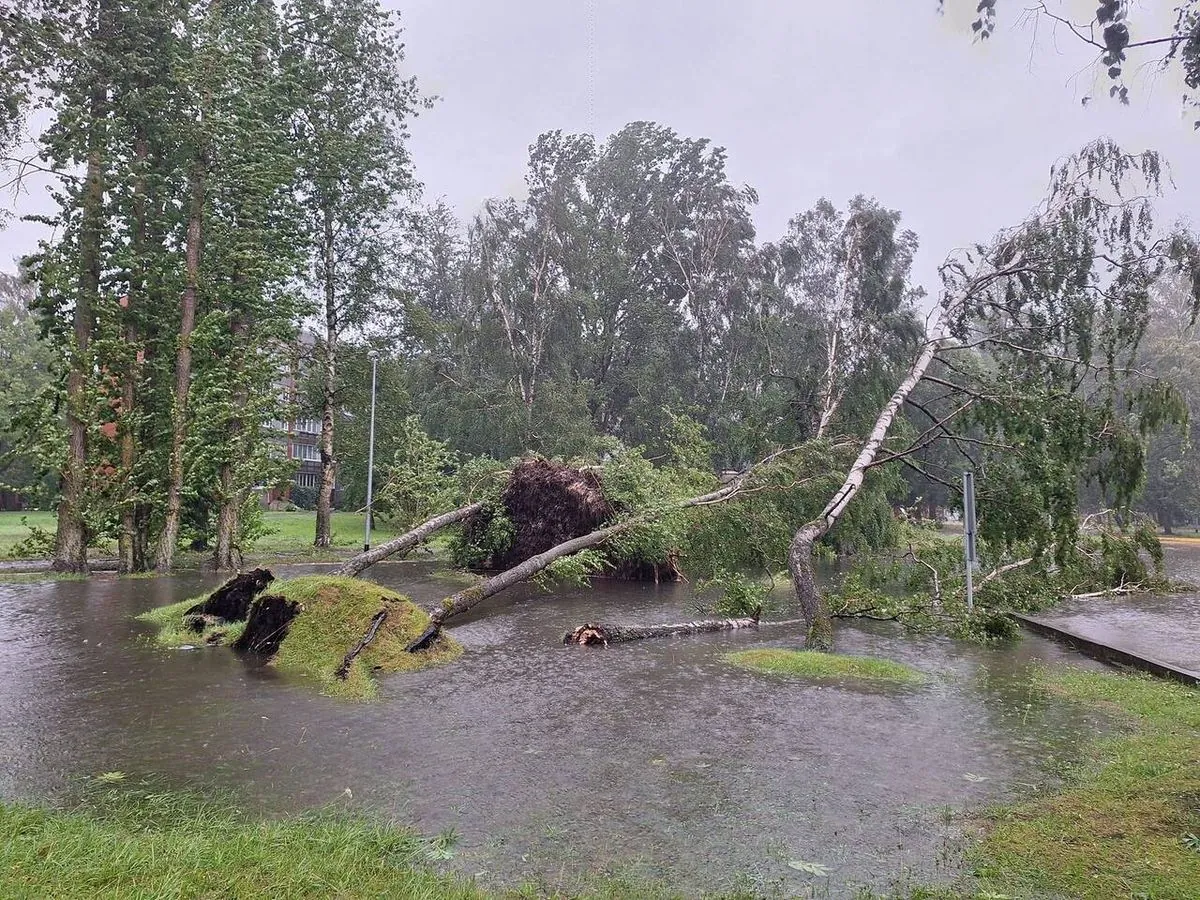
[563,614,762,646]
[186,568,274,622]
[334,503,484,578]
[335,609,388,680]
[232,593,300,656]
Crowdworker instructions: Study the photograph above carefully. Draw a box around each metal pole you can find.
[963,470,976,612]
[364,350,379,552]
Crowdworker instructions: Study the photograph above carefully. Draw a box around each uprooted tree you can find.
[331,141,1199,656]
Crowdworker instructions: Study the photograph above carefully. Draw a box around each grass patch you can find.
[723,648,927,684]
[971,666,1200,899]
[269,576,462,700]
[0,787,483,900]
[136,576,462,700]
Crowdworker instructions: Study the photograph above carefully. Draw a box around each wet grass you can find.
[724,648,927,684]
[970,666,1200,899]
[270,576,462,700]
[136,595,239,648]
[0,784,777,900]
[0,787,484,900]
[0,510,55,556]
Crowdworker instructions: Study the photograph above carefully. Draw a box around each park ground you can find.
[0,510,409,561]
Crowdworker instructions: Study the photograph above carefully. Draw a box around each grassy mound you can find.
[723,648,927,685]
[971,667,1200,899]
[0,788,482,900]
[138,576,461,700]
[269,576,461,700]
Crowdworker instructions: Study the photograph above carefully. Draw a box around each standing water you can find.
[1,561,1116,896]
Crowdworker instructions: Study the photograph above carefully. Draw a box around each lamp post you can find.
[363,349,380,552]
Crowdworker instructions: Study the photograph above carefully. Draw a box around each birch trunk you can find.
[789,311,948,650]
[334,502,485,578]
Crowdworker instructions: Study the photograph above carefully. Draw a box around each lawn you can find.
[0,510,407,560]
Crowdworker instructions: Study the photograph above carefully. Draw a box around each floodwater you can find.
[1028,539,1200,673]
[0,562,1120,898]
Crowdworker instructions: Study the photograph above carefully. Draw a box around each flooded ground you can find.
[1029,539,1200,673]
[0,562,1115,897]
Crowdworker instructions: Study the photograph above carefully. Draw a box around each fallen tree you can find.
[334,502,484,578]
[404,447,804,652]
[563,613,813,646]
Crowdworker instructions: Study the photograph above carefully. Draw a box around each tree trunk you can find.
[563,615,764,646]
[334,501,484,578]
[214,314,248,572]
[119,135,148,575]
[315,211,337,548]
[156,153,204,572]
[54,48,108,575]
[788,312,948,651]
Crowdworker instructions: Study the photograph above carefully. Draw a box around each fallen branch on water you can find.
[335,609,389,680]
[563,613,763,646]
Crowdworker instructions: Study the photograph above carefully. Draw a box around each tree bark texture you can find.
[563,615,762,646]
[315,210,337,548]
[334,502,485,578]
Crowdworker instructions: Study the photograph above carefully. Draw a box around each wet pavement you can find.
[1025,539,1200,673]
[0,560,1123,897]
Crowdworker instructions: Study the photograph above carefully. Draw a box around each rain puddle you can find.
[0,561,1119,896]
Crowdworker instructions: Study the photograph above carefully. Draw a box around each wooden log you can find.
[334,503,484,578]
[335,609,388,679]
[563,614,762,647]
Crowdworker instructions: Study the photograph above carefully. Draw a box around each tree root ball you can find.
[185,568,274,622]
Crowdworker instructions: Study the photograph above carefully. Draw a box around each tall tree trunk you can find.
[119,135,147,574]
[54,40,108,575]
[315,211,337,548]
[156,154,204,572]
[788,314,947,651]
[214,315,247,571]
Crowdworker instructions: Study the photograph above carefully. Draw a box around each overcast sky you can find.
[2,1,1196,295]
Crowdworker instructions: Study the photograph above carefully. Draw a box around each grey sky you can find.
[3,1,1196,295]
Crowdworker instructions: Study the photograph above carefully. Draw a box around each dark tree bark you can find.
[233,594,300,656]
[315,209,337,549]
[334,502,484,578]
[335,609,388,679]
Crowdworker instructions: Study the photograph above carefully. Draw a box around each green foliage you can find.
[694,570,770,618]
[532,549,608,590]
[5,516,55,560]
[448,506,514,571]
[372,416,460,529]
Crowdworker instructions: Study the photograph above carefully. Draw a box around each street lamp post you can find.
[364,349,380,552]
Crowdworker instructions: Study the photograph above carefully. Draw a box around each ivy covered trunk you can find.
[53,38,107,575]
[157,153,204,572]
